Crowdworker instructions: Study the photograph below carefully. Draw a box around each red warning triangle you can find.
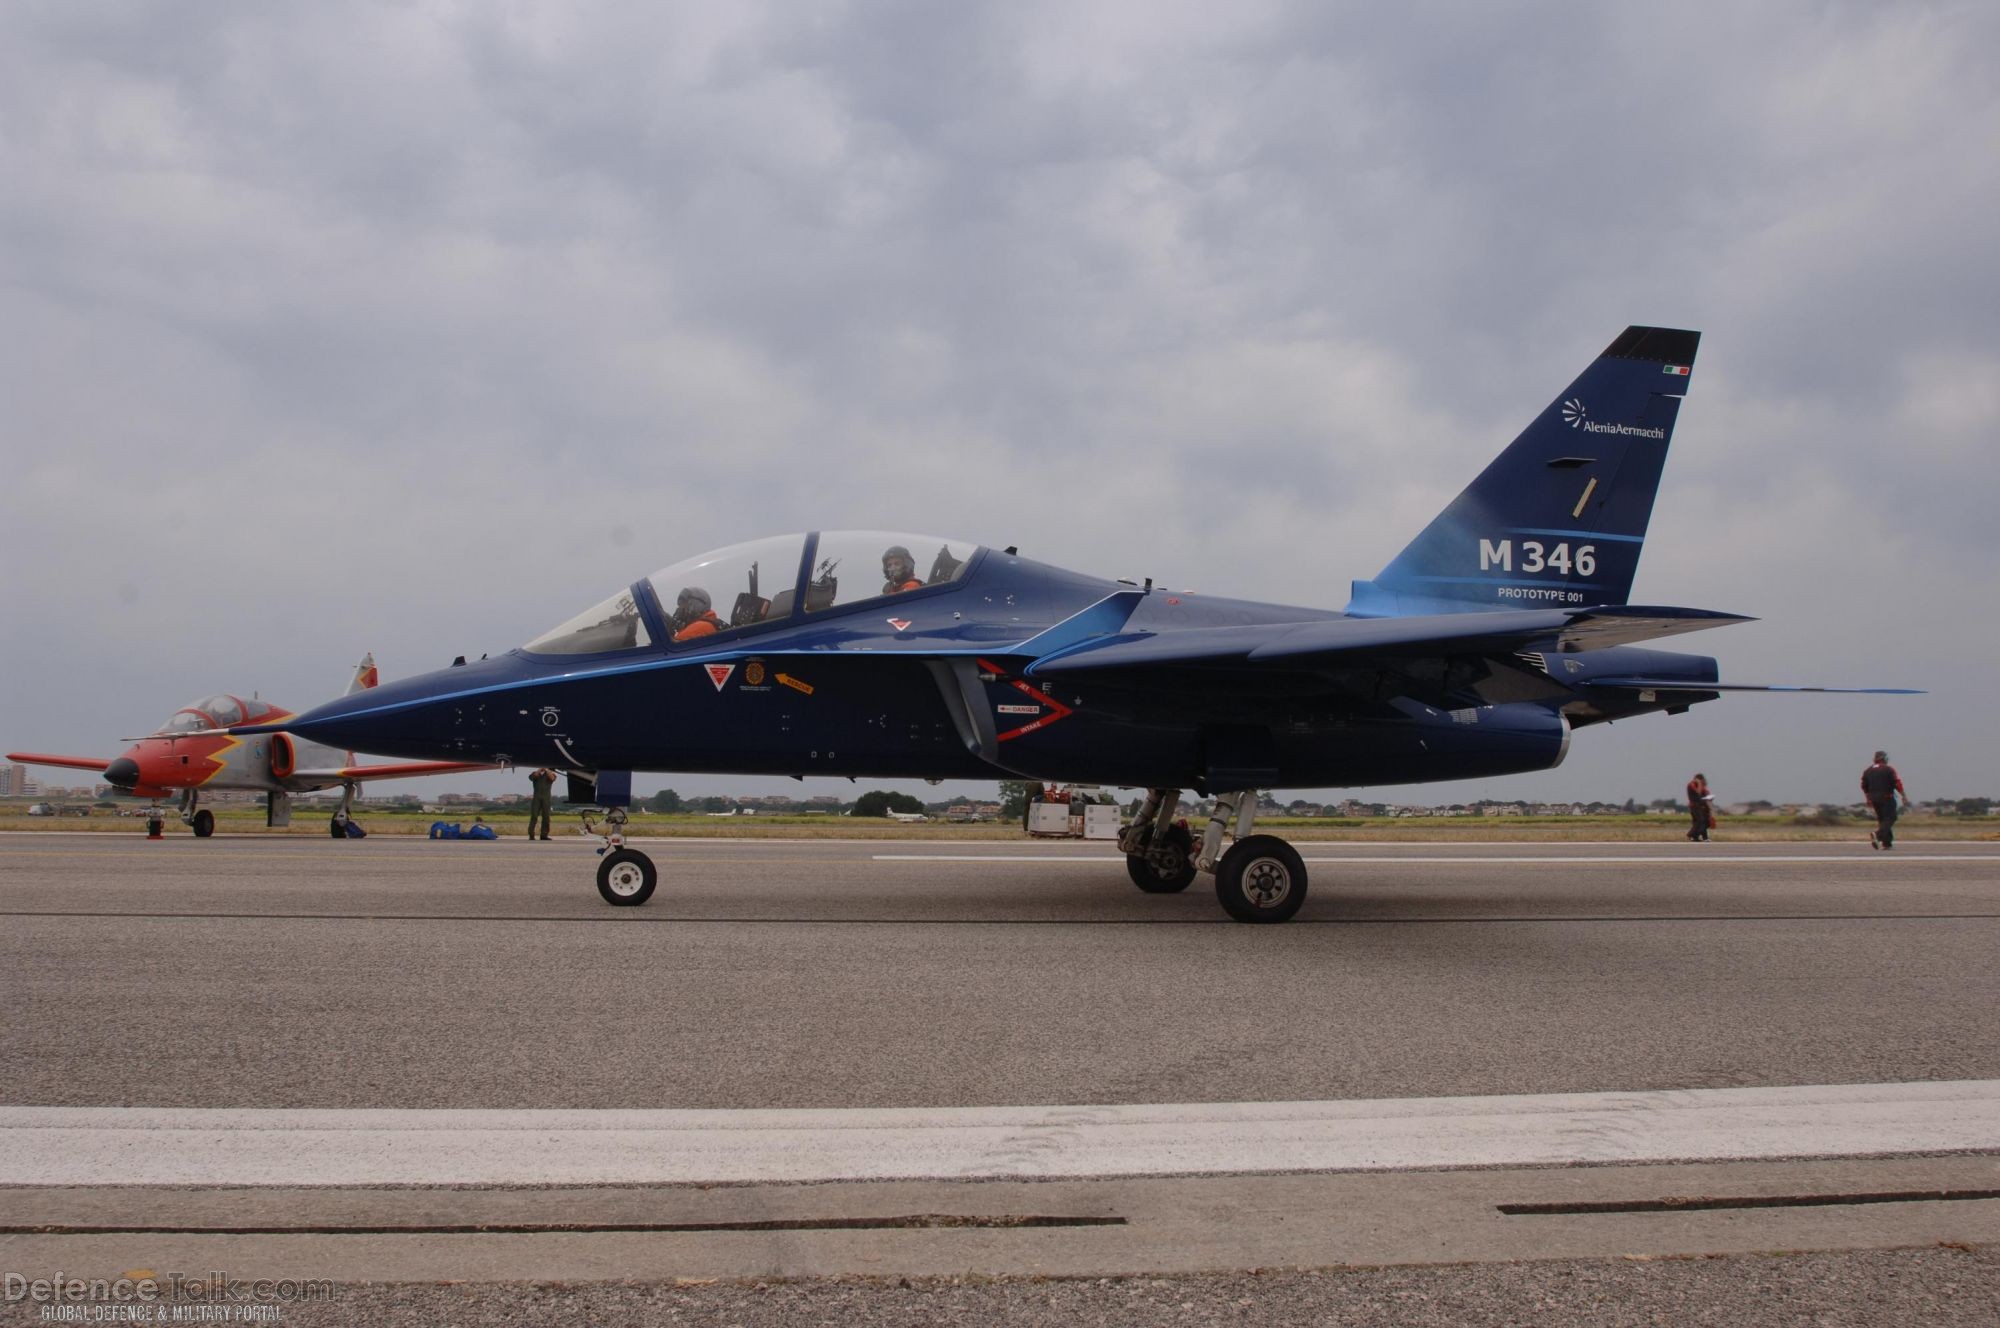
[887,618,912,632]
[704,663,736,691]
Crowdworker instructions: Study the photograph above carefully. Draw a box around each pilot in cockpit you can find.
[882,546,922,595]
[670,586,724,642]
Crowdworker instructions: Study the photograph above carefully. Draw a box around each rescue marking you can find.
[704,664,736,691]
[979,658,1075,741]
[777,673,814,696]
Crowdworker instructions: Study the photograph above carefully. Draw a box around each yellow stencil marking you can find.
[1572,476,1599,519]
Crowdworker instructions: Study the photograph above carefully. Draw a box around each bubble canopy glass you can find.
[521,531,980,656]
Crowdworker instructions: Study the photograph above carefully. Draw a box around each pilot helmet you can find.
[882,545,914,583]
[676,586,712,618]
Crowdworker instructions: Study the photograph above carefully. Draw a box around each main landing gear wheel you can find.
[1215,834,1307,924]
[191,809,215,839]
[1127,823,1197,893]
[596,848,658,906]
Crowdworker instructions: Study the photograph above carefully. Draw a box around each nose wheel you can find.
[178,791,214,838]
[596,848,658,906]
[581,805,657,906]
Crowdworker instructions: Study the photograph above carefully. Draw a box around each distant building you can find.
[1,765,32,797]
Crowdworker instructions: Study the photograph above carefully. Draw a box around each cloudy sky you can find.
[3,0,1994,808]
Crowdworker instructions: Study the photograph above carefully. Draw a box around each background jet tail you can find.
[345,653,380,696]
[1348,326,1700,617]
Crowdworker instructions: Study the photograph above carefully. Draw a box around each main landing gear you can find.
[1118,788,1197,893]
[1120,787,1309,923]
[583,806,657,906]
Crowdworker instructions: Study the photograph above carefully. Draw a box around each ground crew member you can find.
[671,586,724,641]
[882,546,922,594]
[1862,750,1909,850]
[1684,772,1715,841]
[528,766,556,840]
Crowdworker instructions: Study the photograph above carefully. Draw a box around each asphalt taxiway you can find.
[2,833,1997,1317]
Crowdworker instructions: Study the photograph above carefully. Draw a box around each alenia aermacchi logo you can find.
[1560,396,1666,440]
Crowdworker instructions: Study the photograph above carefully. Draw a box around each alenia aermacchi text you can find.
[232,327,1915,920]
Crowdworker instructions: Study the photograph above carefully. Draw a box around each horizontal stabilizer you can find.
[1554,605,1755,650]
[1584,678,1924,695]
[3,752,113,773]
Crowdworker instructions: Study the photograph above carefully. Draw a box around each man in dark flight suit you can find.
[528,766,556,841]
[1861,751,1909,849]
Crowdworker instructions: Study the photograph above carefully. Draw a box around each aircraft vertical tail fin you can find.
[1348,326,1700,617]
[345,652,380,696]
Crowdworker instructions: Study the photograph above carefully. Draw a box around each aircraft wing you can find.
[1025,605,1754,677]
[291,760,499,782]
[4,752,113,773]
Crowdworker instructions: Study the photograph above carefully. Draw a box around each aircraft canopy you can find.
[523,531,979,656]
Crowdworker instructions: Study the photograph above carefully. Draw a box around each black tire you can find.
[1126,823,1197,893]
[329,816,346,839]
[596,848,658,906]
[191,809,215,838]
[1215,834,1307,923]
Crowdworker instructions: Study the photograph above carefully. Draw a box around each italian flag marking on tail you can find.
[1662,364,1691,376]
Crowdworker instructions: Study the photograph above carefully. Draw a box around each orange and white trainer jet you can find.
[6,655,492,836]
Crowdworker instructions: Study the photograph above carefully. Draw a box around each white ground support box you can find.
[1027,802,1124,839]
[1027,803,1073,836]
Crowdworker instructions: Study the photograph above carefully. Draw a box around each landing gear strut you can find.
[1119,787,1196,893]
[582,806,656,906]
[329,783,357,838]
[1196,792,1308,924]
[179,790,214,838]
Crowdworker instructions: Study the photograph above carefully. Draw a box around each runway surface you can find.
[6,834,1999,1110]
[2,832,1997,1312]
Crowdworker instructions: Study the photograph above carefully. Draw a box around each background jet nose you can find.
[104,757,140,789]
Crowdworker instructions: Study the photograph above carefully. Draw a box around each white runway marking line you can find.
[875,853,2000,865]
[5,1081,1998,1187]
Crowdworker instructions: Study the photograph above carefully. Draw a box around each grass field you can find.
[3,808,1993,842]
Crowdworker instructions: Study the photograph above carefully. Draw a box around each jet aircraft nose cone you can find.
[104,757,140,789]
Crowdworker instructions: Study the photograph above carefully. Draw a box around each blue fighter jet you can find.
[243,326,1911,920]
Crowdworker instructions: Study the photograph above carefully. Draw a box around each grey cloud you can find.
[2,0,1993,803]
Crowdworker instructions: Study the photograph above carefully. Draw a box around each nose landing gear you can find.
[582,805,657,906]
[177,790,214,838]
